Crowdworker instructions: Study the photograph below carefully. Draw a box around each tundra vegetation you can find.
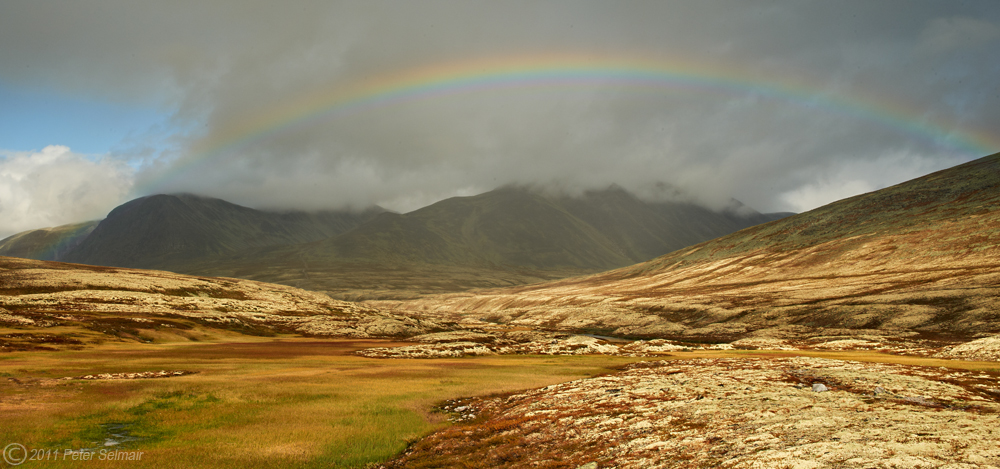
[2,153,1000,467]
[0,333,652,468]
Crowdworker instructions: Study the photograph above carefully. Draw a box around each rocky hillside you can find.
[380,152,1000,339]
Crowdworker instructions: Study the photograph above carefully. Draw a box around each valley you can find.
[0,336,645,468]
[379,152,1000,340]
[1,153,999,468]
[6,2,1000,467]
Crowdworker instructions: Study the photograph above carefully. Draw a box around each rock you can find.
[812,383,829,392]
[874,386,887,395]
[410,331,494,344]
[73,370,191,380]
[576,463,598,469]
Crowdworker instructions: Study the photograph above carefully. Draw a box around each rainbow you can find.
[147,53,999,191]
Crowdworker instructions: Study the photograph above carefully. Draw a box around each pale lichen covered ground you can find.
[0,257,448,344]
[937,336,1000,362]
[386,357,1000,468]
[356,326,990,359]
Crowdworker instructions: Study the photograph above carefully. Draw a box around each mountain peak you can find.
[61,194,382,269]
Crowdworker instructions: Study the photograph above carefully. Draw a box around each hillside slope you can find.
[0,256,445,350]
[383,152,1000,339]
[0,221,99,261]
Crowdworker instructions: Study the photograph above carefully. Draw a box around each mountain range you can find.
[4,152,999,340]
[0,186,791,298]
[385,151,1000,338]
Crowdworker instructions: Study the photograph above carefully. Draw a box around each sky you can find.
[1,1,998,237]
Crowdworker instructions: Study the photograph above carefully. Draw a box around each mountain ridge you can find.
[379,152,1000,338]
[181,185,791,297]
[4,186,792,298]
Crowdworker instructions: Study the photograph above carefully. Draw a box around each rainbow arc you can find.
[144,53,999,192]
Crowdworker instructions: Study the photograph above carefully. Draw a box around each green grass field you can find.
[0,336,650,468]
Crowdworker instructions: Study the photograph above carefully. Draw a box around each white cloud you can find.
[0,146,134,237]
[780,179,874,212]
[778,150,963,213]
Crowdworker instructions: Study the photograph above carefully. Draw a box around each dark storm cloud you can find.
[1,0,997,216]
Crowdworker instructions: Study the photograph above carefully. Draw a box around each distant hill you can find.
[61,194,384,269]
[0,220,99,261]
[389,152,1000,338]
[186,186,790,297]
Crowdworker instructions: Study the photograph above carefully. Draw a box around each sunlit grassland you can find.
[4,335,996,469]
[0,336,650,468]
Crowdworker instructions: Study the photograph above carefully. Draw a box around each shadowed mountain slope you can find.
[384,152,1000,338]
[61,194,383,269]
[553,185,792,263]
[0,220,99,261]
[317,187,632,270]
[186,186,788,298]
[20,187,786,298]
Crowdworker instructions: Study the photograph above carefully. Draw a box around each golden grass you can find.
[0,336,649,468]
[3,334,994,468]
